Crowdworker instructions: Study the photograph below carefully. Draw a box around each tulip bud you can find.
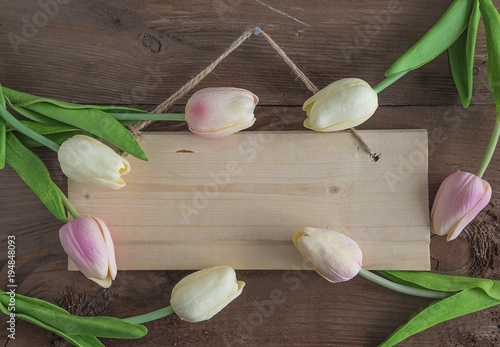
[185,87,258,138]
[431,171,491,241]
[58,135,130,190]
[170,266,245,323]
[303,78,378,132]
[293,227,362,283]
[59,216,117,288]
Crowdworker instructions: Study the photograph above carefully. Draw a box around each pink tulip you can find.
[293,227,362,283]
[59,216,117,288]
[431,171,491,241]
[185,87,258,138]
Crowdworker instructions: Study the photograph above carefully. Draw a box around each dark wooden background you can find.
[1,0,500,346]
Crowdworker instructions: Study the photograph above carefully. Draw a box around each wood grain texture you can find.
[1,0,500,346]
[0,0,498,108]
[68,131,430,271]
[1,106,499,346]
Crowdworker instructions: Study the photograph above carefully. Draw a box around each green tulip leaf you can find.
[379,288,499,347]
[0,85,6,169]
[24,103,147,161]
[5,132,67,223]
[6,120,81,134]
[1,87,148,161]
[380,271,500,300]
[376,271,431,291]
[386,0,475,76]
[1,87,146,115]
[0,86,5,108]
[4,94,62,124]
[0,291,148,341]
[0,290,103,347]
[6,121,86,147]
[448,30,470,105]
[8,312,104,347]
[15,131,86,148]
[448,0,481,108]
[4,92,139,127]
[479,0,500,122]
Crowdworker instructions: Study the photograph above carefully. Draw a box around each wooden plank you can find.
[68,130,430,271]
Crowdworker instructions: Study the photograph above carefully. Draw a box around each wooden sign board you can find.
[68,130,430,271]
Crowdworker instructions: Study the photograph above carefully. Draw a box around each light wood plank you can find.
[68,130,430,270]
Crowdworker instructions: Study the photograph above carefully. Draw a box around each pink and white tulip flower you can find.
[59,216,117,288]
[185,87,258,138]
[431,171,492,241]
[293,227,363,283]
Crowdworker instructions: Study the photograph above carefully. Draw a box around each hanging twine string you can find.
[258,29,380,161]
[132,28,254,135]
[132,27,379,161]
[258,30,319,94]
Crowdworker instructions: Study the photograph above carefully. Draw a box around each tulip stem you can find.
[476,116,500,178]
[108,113,186,121]
[56,186,80,219]
[123,306,175,324]
[372,72,408,94]
[358,269,452,299]
[0,104,60,152]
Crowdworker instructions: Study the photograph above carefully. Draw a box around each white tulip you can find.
[170,266,245,323]
[58,135,130,190]
[303,78,378,132]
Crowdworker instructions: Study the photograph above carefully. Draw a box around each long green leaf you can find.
[379,288,499,346]
[6,121,86,147]
[15,132,84,148]
[386,0,475,76]
[26,103,147,161]
[4,93,62,124]
[381,271,500,300]
[2,87,148,161]
[6,120,81,134]
[0,291,147,340]
[479,0,500,122]
[5,312,104,347]
[1,87,146,114]
[376,271,431,291]
[0,292,105,347]
[5,132,67,223]
[448,31,470,104]
[448,0,481,107]
[0,85,5,169]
